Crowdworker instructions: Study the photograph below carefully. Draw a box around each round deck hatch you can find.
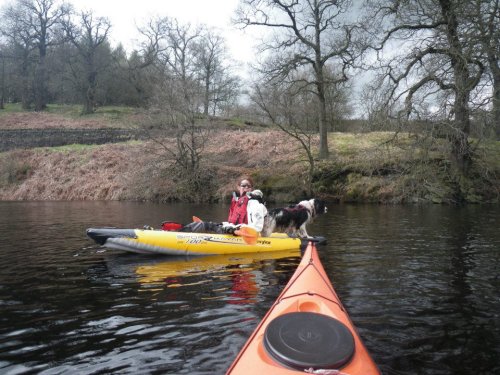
[263,312,355,370]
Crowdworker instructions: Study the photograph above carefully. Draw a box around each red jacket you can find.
[228,194,250,224]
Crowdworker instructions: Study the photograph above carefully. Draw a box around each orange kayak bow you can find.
[227,242,380,374]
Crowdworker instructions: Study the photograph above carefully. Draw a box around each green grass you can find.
[221,117,267,128]
[219,117,247,127]
[477,139,500,169]
[1,103,137,121]
[0,103,24,114]
[46,104,135,120]
[45,104,82,116]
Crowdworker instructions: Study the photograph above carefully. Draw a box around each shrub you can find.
[0,156,31,187]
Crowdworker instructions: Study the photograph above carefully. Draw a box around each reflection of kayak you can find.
[227,242,380,374]
[86,228,326,256]
[136,249,300,283]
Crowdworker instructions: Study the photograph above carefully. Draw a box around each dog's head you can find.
[313,198,327,216]
[299,198,327,217]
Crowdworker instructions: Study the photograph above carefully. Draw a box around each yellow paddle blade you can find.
[234,226,259,245]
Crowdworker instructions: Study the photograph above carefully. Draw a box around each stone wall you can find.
[0,128,145,152]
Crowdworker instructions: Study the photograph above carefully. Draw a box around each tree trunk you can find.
[21,74,31,110]
[0,55,5,110]
[83,70,97,114]
[307,147,315,196]
[34,68,46,111]
[440,0,472,171]
[83,88,95,114]
[316,64,329,159]
[203,75,210,116]
[318,91,329,159]
[19,54,31,110]
[34,46,47,111]
[452,91,472,171]
[315,4,329,160]
[492,67,500,140]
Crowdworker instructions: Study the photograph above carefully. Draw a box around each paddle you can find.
[234,226,259,245]
[192,216,259,245]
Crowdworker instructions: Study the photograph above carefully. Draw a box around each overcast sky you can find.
[0,0,259,68]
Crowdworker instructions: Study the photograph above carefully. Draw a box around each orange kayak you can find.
[227,242,380,374]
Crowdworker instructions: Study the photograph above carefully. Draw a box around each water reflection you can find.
[0,202,499,374]
[133,250,299,281]
[130,250,300,308]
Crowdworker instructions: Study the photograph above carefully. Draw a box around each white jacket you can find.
[246,198,268,232]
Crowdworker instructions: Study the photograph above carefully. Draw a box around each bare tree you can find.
[252,76,319,195]
[366,0,485,171]
[135,16,170,68]
[138,17,216,200]
[0,3,37,109]
[7,0,70,111]
[63,10,111,114]
[194,28,240,116]
[120,19,169,106]
[160,19,204,123]
[470,0,500,139]
[236,0,358,159]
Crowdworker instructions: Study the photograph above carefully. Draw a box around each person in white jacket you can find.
[244,189,267,233]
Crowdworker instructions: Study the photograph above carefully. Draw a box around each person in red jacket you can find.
[227,177,254,225]
[177,177,266,234]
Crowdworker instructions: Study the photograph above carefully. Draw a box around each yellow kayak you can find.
[86,228,326,256]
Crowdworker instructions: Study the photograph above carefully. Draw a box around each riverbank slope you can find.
[1,107,498,203]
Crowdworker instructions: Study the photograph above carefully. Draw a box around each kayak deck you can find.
[86,228,326,256]
[226,242,380,374]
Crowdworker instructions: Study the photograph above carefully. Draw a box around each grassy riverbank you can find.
[1,105,499,203]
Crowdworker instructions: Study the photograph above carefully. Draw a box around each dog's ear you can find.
[311,198,325,213]
[249,189,263,199]
[316,199,327,213]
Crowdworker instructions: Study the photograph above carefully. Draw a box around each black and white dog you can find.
[261,198,327,238]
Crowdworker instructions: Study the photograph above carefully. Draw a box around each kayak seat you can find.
[263,312,355,371]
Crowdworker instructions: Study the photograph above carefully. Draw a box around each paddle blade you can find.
[234,226,259,245]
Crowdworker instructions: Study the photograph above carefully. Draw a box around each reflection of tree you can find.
[435,207,499,372]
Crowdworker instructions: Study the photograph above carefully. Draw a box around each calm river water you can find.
[0,201,499,374]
